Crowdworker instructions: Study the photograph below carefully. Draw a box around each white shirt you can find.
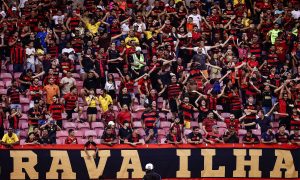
[26,47,36,64]
[52,15,65,25]
[133,22,146,33]
[193,46,211,55]
[291,10,300,20]
[19,0,28,8]
[62,48,76,60]
[121,23,130,33]
[104,81,116,91]
[60,77,76,95]
[188,14,202,28]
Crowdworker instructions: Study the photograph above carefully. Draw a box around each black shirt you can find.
[256,116,271,134]
[119,128,132,143]
[39,135,52,144]
[84,141,97,147]
[187,132,202,142]
[101,132,116,142]
[83,76,98,90]
[118,93,132,107]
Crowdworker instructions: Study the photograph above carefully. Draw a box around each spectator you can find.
[8,108,22,134]
[84,135,99,159]
[141,104,159,134]
[117,104,132,127]
[187,127,203,144]
[98,89,113,113]
[0,128,19,148]
[290,128,300,145]
[38,129,52,145]
[261,127,277,144]
[166,128,183,145]
[119,121,132,144]
[124,129,143,146]
[60,71,76,95]
[101,127,117,146]
[85,89,99,124]
[7,80,21,110]
[101,104,116,126]
[65,129,78,144]
[242,130,259,144]
[48,95,65,128]
[145,128,158,144]
[275,125,290,144]
[63,86,80,122]
[28,100,43,131]
[202,112,217,134]
[44,78,60,106]
[223,127,239,143]
[143,163,161,180]
[25,132,40,145]
[40,120,61,144]
[204,125,224,144]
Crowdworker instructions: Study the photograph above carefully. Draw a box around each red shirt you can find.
[117,111,131,125]
[65,136,78,144]
[202,118,217,132]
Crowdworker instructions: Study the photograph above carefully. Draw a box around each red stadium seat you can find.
[20,122,28,130]
[20,97,30,104]
[4,81,11,88]
[0,81,4,88]
[13,72,22,79]
[56,138,65,144]
[74,130,84,138]
[0,89,7,95]
[160,138,167,144]
[20,139,26,145]
[184,129,192,136]
[190,121,199,128]
[218,128,227,135]
[19,130,28,139]
[96,129,104,138]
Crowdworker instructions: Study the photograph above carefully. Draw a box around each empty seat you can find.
[184,129,192,136]
[96,129,104,138]
[84,130,97,138]
[13,72,22,79]
[160,121,171,128]
[158,113,166,121]
[91,122,104,129]
[160,138,167,144]
[138,128,146,137]
[20,97,30,104]
[20,114,28,120]
[238,129,247,136]
[77,122,90,131]
[252,129,261,136]
[217,121,227,128]
[74,130,84,138]
[133,121,142,128]
[20,122,28,130]
[56,130,68,138]
[0,73,12,80]
[5,81,11,88]
[0,89,7,95]
[190,121,199,128]
[63,122,76,130]
[56,138,64,144]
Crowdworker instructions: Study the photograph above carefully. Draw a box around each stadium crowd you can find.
[0,0,300,148]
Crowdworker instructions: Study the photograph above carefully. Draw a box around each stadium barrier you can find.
[0,144,299,179]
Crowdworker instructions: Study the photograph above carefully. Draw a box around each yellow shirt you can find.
[125,36,139,48]
[2,133,19,144]
[233,0,245,5]
[98,94,113,112]
[85,21,101,34]
[86,96,98,108]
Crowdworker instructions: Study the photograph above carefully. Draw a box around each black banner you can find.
[0,145,300,179]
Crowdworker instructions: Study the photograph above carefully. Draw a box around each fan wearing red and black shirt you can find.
[65,129,78,144]
[275,125,290,144]
[179,96,198,129]
[213,110,240,131]
[28,101,43,129]
[63,86,79,121]
[202,112,217,134]
[141,105,159,132]
[242,130,259,144]
[166,127,183,145]
[29,77,43,102]
[48,95,65,128]
[241,96,257,130]
[102,104,116,125]
[290,129,300,145]
[124,129,143,146]
[187,127,203,144]
[7,80,21,110]
[204,125,224,144]
[101,127,117,146]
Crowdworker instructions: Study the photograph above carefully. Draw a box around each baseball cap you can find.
[145,163,154,170]
[135,46,142,52]
[108,121,115,126]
